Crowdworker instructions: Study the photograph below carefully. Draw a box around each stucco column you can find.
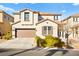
[74,28,77,40]
[63,31,66,39]
[60,31,63,39]
[73,28,75,38]
[78,28,79,39]
[12,26,15,38]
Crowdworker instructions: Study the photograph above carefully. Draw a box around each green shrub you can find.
[2,31,12,40]
[60,41,65,47]
[35,36,43,47]
[45,35,54,39]
[54,38,65,48]
[54,42,65,48]
[43,35,65,48]
[35,35,65,48]
[54,37,61,44]
[44,35,55,47]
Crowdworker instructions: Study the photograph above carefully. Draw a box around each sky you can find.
[0,3,79,19]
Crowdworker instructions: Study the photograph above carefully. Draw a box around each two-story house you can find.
[12,9,61,39]
[0,10,14,38]
[60,13,79,42]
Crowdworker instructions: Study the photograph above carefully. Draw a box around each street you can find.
[0,38,79,56]
[0,48,79,56]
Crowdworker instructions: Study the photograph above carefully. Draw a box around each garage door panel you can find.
[16,29,35,38]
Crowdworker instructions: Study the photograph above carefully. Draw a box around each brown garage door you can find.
[15,28,36,38]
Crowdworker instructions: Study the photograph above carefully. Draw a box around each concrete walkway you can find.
[0,39,7,43]
[0,38,36,49]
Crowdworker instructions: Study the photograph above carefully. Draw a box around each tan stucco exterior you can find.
[60,14,79,42]
[0,10,14,36]
[12,9,61,38]
[36,20,58,38]
[0,20,11,34]
[12,8,79,44]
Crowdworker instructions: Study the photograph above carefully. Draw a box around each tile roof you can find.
[38,12,61,16]
[62,13,79,21]
[71,13,79,17]
[13,8,61,16]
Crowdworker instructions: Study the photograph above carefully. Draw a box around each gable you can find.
[36,19,59,25]
[20,9,33,12]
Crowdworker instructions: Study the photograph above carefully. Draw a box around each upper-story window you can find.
[24,12,29,21]
[8,17,9,20]
[73,17,78,22]
[4,15,6,19]
[54,16,58,20]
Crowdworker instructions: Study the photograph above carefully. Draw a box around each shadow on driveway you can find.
[10,47,41,56]
[46,49,68,56]
[0,49,13,53]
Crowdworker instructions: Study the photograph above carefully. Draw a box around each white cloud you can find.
[14,3,19,4]
[31,3,37,4]
[0,5,15,12]
[61,10,66,13]
[72,3,79,6]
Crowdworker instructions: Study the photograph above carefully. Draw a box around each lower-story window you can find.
[42,26,53,36]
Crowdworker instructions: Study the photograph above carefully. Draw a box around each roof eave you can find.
[36,19,60,25]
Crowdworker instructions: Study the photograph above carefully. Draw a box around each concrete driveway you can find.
[0,39,7,43]
[0,38,36,49]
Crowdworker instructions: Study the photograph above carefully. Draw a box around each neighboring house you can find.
[0,10,14,38]
[12,9,61,39]
[60,13,79,42]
